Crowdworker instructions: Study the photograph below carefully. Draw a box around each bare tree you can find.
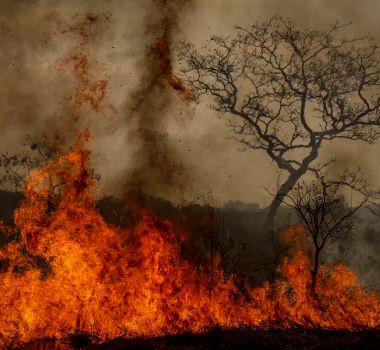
[197,206,250,292]
[0,133,66,192]
[279,169,378,295]
[0,153,41,191]
[178,16,380,224]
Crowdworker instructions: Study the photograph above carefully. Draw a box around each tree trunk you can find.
[265,167,312,285]
[266,168,307,226]
[310,248,320,296]
[266,143,319,226]
[265,144,319,287]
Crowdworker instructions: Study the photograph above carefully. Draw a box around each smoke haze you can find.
[0,0,380,207]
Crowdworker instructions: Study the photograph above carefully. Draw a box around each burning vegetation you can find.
[0,6,379,350]
[0,134,378,348]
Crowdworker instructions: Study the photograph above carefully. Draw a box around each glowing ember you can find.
[155,36,195,101]
[0,136,378,348]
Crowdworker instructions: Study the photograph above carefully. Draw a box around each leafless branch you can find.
[178,16,380,221]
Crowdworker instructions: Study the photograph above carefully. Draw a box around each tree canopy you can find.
[178,16,380,222]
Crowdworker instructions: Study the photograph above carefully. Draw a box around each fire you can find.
[0,137,378,347]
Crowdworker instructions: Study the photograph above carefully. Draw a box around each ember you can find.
[155,35,195,101]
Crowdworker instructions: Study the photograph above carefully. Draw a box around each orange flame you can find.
[0,139,378,347]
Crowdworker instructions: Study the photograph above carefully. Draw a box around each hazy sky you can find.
[1,0,380,207]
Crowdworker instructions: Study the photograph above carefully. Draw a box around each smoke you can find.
[119,0,195,204]
[0,0,196,203]
[0,1,116,157]
[1,0,380,206]
[0,1,62,150]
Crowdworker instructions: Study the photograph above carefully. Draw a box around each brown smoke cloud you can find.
[0,1,116,159]
[120,0,195,203]
[0,0,196,204]
[0,1,61,149]
[1,0,380,207]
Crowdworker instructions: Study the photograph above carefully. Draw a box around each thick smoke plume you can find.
[0,2,116,166]
[0,0,197,205]
[123,0,194,205]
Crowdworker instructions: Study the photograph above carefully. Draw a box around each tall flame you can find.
[0,138,378,347]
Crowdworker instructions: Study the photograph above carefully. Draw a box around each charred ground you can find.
[18,328,380,350]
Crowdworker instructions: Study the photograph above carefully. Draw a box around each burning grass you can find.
[0,137,379,348]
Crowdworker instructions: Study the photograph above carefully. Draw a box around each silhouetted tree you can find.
[278,169,378,295]
[178,16,380,224]
[0,133,63,192]
[198,206,249,292]
[0,153,40,191]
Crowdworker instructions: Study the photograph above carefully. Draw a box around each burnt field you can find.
[19,328,380,350]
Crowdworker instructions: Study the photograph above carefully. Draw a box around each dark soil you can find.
[19,328,380,350]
